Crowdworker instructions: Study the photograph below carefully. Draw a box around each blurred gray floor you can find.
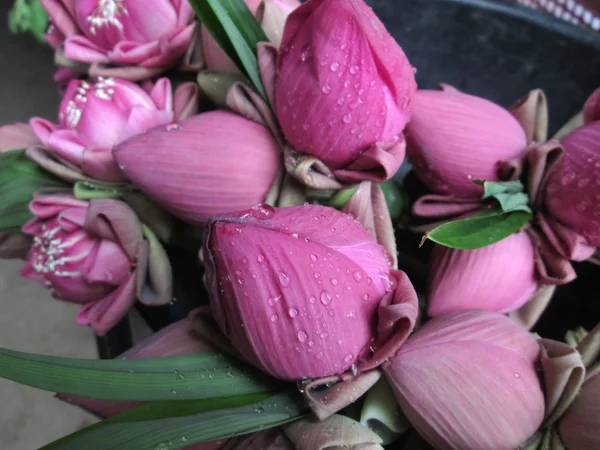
[0,6,98,449]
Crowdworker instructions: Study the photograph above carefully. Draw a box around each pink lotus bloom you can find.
[203,204,416,381]
[275,0,416,171]
[30,77,180,182]
[544,121,600,247]
[20,194,171,335]
[384,310,545,450]
[427,232,538,316]
[406,87,528,197]
[41,0,195,79]
[113,111,281,226]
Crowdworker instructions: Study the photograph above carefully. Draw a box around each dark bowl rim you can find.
[438,0,600,50]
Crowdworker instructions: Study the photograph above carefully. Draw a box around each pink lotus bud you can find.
[544,121,600,247]
[203,204,404,381]
[41,0,195,78]
[201,0,263,72]
[275,0,416,170]
[406,87,528,197]
[427,232,537,316]
[29,77,176,181]
[113,111,281,226]
[20,194,172,335]
[384,311,545,450]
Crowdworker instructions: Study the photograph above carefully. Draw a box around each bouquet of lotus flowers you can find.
[1,0,599,448]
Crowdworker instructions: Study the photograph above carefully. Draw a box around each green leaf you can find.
[0,348,281,401]
[0,150,66,231]
[189,0,268,98]
[475,179,532,213]
[8,0,49,43]
[425,207,532,250]
[42,392,304,450]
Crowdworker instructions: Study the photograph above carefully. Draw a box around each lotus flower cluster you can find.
[1,0,599,449]
[407,86,599,327]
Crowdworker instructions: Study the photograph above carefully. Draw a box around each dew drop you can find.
[330,62,340,71]
[343,113,352,124]
[363,293,371,301]
[289,307,299,318]
[297,330,308,342]
[308,340,315,347]
[353,271,362,282]
[349,65,359,74]
[278,271,291,287]
[320,332,328,339]
[310,253,318,262]
[344,80,351,88]
[166,123,181,131]
[270,314,279,323]
[316,351,324,359]
[337,339,343,345]
[337,97,345,106]
[514,372,521,378]
[330,278,338,286]
[344,353,353,363]
[309,296,316,304]
[314,272,321,279]
[321,84,332,94]
[320,290,333,305]
[367,277,373,285]
[257,254,265,263]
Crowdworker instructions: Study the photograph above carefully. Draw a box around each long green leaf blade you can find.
[188,0,267,97]
[43,393,304,450]
[0,348,279,401]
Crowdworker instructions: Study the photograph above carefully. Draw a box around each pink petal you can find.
[76,94,129,149]
[0,123,39,152]
[559,373,600,449]
[29,118,58,147]
[81,148,126,181]
[148,78,173,112]
[85,240,130,285]
[583,87,600,124]
[64,35,110,63]
[46,129,86,166]
[428,233,538,316]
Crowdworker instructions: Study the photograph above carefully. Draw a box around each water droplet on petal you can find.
[514,372,520,378]
[350,65,359,74]
[330,278,338,286]
[297,330,308,342]
[322,84,332,94]
[343,113,352,124]
[257,254,265,263]
[337,339,343,345]
[344,353,353,363]
[353,271,362,282]
[166,123,181,131]
[314,272,321,279]
[289,307,299,318]
[320,290,333,305]
[278,271,291,287]
[310,254,318,262]
[330,62,340,72]
[270,314,279,323]
[308,340,315,347]
[363,293,371,301]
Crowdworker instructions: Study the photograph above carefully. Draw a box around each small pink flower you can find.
[203,203,417,381]
[113,111,281,226]
[406,86,528,197]
[29,77,194,182]
[275,0,416,173]
[41,0,195,79]
[384,310,545,450]
[20,194,171,335]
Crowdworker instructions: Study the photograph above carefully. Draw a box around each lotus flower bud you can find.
[427,233,537,316]
[544,121,600,247]
[203,204,404,380]
[275,0,416,170]
[30,77,178,181]
[384,311,545,450]
[41,0,195,79]
[201,0,263,72]
[406,87,528,197]
[20,194,172,335]
[113,111,281,226]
